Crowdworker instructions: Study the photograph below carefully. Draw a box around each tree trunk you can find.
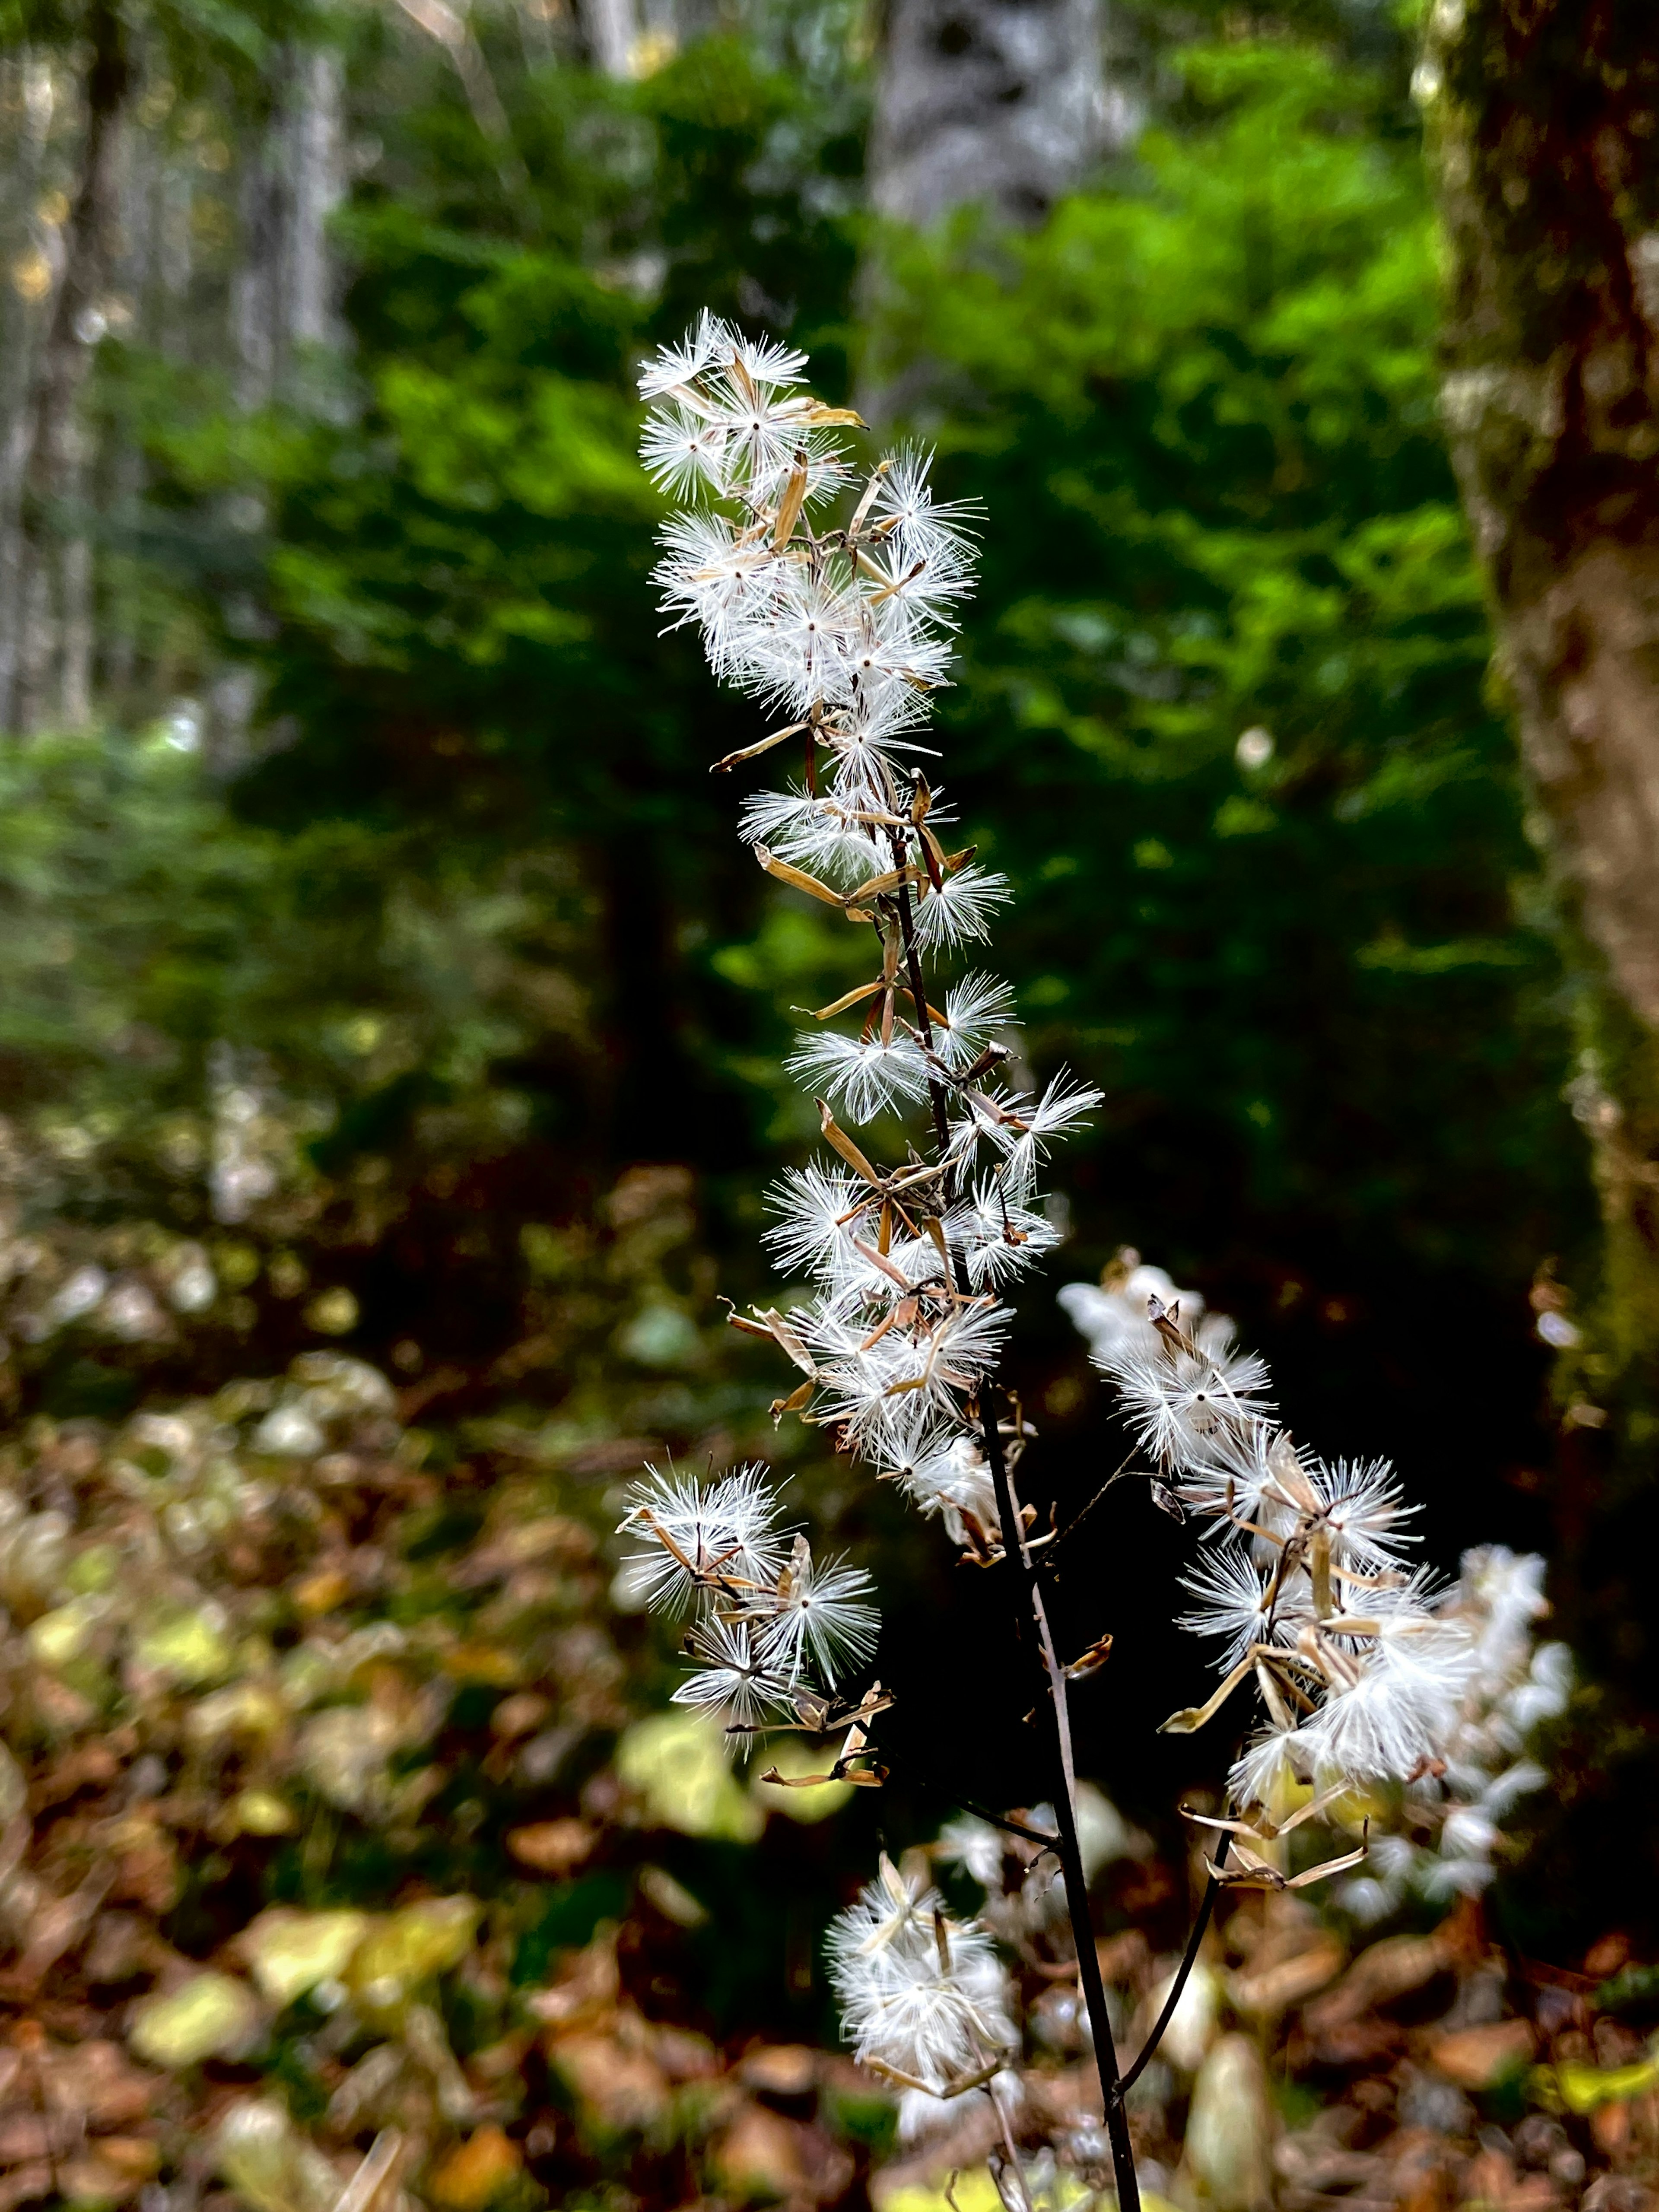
[1422,4,1659,1704]
[103,87,156,707]
[868,0,1116,228]
[2,0,129,733]
[58,424,92,727]
[236,44,345,401]
[581,0,638,77]
[860,0,1129,419]
[159,130,194,356]
[286,49,344,354]
[0,54,61,728]
[235,80,284,410]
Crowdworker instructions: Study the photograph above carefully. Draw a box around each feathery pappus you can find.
[1064,1252,1568,1895]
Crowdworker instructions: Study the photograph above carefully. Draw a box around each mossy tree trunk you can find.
[1422,2,1659,1727]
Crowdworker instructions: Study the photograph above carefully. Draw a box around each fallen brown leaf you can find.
[1427,2018,1535,2091]
[505,1818,594,1875]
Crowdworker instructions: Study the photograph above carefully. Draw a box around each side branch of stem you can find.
[1113,1870,1220,2104]
[976,1407,1142,2212]
[889,833,953,1170]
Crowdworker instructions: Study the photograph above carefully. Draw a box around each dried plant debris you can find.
[0,1325,1644,2212]
[0,1339,879,2212]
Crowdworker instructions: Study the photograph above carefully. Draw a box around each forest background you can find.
[0,0,1652,2199]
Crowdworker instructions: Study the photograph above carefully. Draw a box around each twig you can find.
[889,831,955,1175]
[892,834,1140,2209]
[1045,1450,1142,1560]
[990,2078,1036,2212]
[978,1404,1141,2212]
[1113,1862,1222,2104]
[958,1799,1061,1853]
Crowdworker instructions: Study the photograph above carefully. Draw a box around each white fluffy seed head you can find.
[787,1030,932,1122]
[1060,1258,1564,1908]
[750,1546,880,1689]
[826,1863,1013,2090]
[617,1464,788,1616]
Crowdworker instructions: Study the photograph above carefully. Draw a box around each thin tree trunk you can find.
[581,0,638,77]
[393,0,534,215]
[0,54,59,726]
[235,66,283,410]
[512,0,556,71]
[104,89,155,707]
[14,554,53,732]
[159,130,194,359]
[286,49,343,353]
[58,424,92,727]
[3,0,129,733]
[868,0,1115,228]
[1421,4,1659,1688]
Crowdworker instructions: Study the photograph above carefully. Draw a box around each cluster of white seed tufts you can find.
[629,313,1105,2096]
[617,1463,878,1728]
[1336,1546,1571,1919]
[629,315,1568,2122]
[825,1856,1017,2115]
[1064,1265,1567,1886]
[636,314,1099,1577]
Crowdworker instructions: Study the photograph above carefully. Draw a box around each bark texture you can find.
[1423,0,1659,1711]
[869,0,1116,227]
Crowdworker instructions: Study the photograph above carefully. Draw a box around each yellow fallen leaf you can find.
[130,1973,261,2069]
[238,1907,372,2008]
[348,1896,481,2019]
[1531,2039,1659,2115]
[615,1711,763,1843]
[877,2171,1178,2212]
[429,2126,521,2211]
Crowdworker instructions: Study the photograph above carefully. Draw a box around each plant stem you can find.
[990,2082,1036,2212]
[888,832,953,1167]
[888,840,1141,2209]
[979,1408,1141,2212]
[1114,1869,1220,2101]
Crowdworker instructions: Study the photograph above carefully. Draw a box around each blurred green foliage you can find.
[859,41,1591,1504]
[119,26,1589,1309]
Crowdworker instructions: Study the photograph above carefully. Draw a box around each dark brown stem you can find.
[1114,1868,1220,2102]
[978,1407,1141,2212]
[888,829,953,1170]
